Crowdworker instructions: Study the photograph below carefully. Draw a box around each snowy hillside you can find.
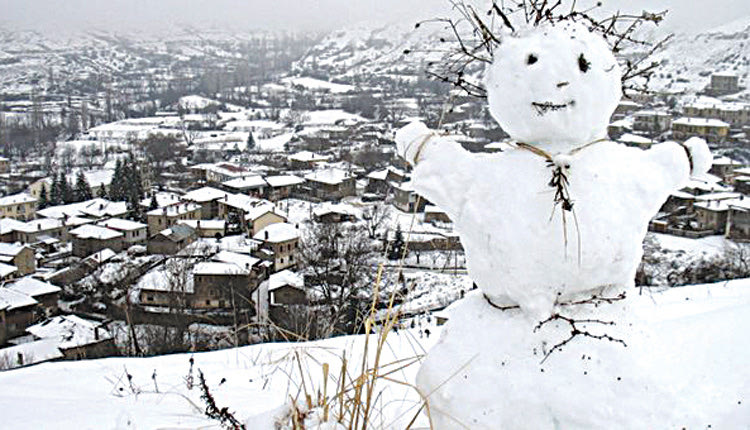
[648,15,750,95]
[1,279,749,429]
[293,22,448,81]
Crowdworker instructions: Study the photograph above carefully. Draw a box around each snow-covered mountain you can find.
[646,16,750,95]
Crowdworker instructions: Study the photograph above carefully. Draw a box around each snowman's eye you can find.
[578,54,590,73]
[527,54,538,65]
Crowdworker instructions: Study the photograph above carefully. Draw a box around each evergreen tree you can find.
[388,225,407,260]
[39,182,50,209]
[110,159,125,201]
[97,183,107,199]
[246,132,255,152]
[148,193,159,211]
[74,170,92,202]
[59,173,73,204]
[50,175,61,206]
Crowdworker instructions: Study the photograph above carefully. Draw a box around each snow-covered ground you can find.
[1,279,749,428]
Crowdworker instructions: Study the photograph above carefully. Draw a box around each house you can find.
[6,277,61,316]
[137,261,195,307]
[607,119,632,140]
[182,186,226,219]
[0,243,36,275]
[632,110,672,136]
[37,198,128,221]
[683,100,750,128]
[0,262,17,281]
[616,133,653,150]
[146,202,202,236]
[312,203,359,223]
[253,223,300,272]
[268,270,306,306]
[288,151,330,169]
[303,169,356,201]
[0,193,37,221]
[205,162,249,183]
[365,167,407,195]
[222,175,267,197]
[264,175,305,201]
[0,288,38,344]
[147,224,197,255]
[26,315,116,360]
[177,219,226,238]
[245,205,286,236]
[14,217,92,244]
[0,218,25,243]
[192,262,257,310]
[706,72,740,96]
[68,225,124,258]
[672,117,730,144]
[391,181,428,213]
[709,156,743,183]
[424,205,452,224]
[0,157,9,174]
[97,218,148,247]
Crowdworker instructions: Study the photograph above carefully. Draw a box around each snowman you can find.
[395,22,716,429]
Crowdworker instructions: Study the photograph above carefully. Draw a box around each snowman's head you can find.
[486,22,622,146]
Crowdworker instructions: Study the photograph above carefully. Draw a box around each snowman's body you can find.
[395,21,716,429]
[408,137,691,317]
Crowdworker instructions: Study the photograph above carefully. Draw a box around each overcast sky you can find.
[0,0,748,35]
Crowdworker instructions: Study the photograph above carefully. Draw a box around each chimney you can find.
[94,326,99,341]
[264,230,269,240]
[197,220,201,228]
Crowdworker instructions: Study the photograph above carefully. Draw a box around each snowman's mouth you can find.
[531,100,575,115]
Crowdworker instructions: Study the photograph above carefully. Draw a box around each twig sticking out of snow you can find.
[533,312,627,364]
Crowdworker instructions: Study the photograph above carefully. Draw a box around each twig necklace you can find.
[515,139,607,263]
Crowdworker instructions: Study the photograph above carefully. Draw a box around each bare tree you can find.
[362,204,390,239]
[297,223,377,337]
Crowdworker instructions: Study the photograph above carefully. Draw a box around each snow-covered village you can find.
[0,0,750,428]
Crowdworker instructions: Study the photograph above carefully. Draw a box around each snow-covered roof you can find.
[213,250,260,269]
[312,202,361,218]
[265,175,305,188]
[147,202,201,217]
[0,338,63,369]
[268,269,304,292]
[219,193,263,212]
[281,77,355,94]
[0,242,27,257]
[0,287,36,310]
[193,262,248,276]
[0,218,26,235]
[617,133,653,145]
[38,198,127,220]
[137,263,195,294]
[223,175,267,190]
[673,117,730,128]
[27,315,112,350]
[15,218,64,233]
[304,168,353,185]
[253,223,299,243]
[484,141,515,151]
[0,262,17,279]
[7,276,61,298]
[183,186,226,203]
[289,151,330,163]
[97,218,147,231]
[0,193,36,206]
[69,225,123,240]
[177,219,226,230]
[712,156,742,166]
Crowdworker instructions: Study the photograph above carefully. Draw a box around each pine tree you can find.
[246,132,255,152]
[97,183,107,199]
[388,225,407,260]
[74,170,92,202]
[148,193,159,211]
[50,175,61,206]
[59,173,73,204]
[110,159,125,201]
[39,182,50,209]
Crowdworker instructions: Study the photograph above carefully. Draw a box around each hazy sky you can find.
[0,0,748,35]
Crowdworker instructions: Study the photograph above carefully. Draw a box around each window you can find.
[205,300,211,305]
